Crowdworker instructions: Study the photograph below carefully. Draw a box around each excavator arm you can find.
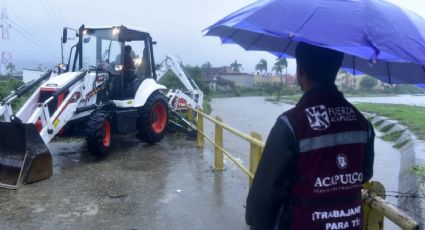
[157,55,204,111]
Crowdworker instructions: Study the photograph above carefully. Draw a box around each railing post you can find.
[214,116,225,170]
[363,181,385,230]
[188,105,194,123]
[249,132,263,187]
[197,108,204,148]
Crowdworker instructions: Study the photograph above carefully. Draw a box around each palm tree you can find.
[201,61,212,70]
[273,62,282,78]
[230,60,243,73]
[339,69,351,89]
[5,63,16,75]
[274,58,288,84]
[255,59,268,75]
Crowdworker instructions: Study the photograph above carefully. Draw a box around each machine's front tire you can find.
[137,91,169,144]
[85,110,111,157]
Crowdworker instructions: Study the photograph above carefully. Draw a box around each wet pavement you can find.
[0,96,409,230]
[0,134,249,230]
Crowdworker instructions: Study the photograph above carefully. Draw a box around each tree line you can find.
[202,58,289,76]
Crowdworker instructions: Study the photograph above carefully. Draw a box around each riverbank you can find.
[280,96,425,141]
[355,103,425,182]
[278,96,425,177]
[209,83,425,100]
[355,103,425,140]
[364,114,425,228]
[278,96,425,226]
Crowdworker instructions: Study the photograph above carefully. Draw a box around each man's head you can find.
[125,45,132,55]
[295,42,344,91]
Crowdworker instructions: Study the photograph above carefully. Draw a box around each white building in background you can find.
[219,73,255,88]
[23,68,44,83]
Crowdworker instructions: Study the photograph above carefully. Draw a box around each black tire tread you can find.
[136,91,169,144]
[85,110,110,156]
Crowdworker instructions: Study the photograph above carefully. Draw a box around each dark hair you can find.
[295,42,343,83]
[125,45,132,53]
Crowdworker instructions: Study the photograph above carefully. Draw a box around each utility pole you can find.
[1,7,12,75]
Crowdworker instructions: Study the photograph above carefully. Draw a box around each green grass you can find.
[411,165,425,178]
[394,139,410,149]
[379,124,395,132]
[268,95,425,142]
[203,98,212,115]
[281,95,301,102]
[354,103,425,140]
[210,91,263,98]
[381,130,403,142]
[366,116,375,122]
[374,119,385,127]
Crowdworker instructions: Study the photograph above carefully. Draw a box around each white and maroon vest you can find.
[282,87,369,230]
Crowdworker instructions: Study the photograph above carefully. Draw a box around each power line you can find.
[10,22,60,61]
[46,0,67,26]
[1,0,59,50]
[39,0,62,32]
[13,26,59,60]
[0,1,60,58]
[8,18,59,58]
[0,7,11,74]
[0,1,68,65]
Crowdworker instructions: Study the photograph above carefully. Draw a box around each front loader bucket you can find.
[0,122,52,189]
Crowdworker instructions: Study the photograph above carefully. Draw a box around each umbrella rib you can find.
[279,40,293,58]
[386,62,392,84]
[223,29,240,44]
[247,34,264,50]
[352,55,356,76]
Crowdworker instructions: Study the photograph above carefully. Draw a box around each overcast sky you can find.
[0,0,424,74]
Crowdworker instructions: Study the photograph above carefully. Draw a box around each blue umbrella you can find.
[417,84,425,90]
[205,0,425,84]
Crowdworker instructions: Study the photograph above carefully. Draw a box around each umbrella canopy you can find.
[205,0,425,84]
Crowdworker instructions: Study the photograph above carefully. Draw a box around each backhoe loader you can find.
[0,25,169,189]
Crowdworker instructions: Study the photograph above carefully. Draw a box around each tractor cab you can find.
[63,25,157,100]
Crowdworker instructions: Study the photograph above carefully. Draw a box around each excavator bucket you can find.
[0,122,52,189]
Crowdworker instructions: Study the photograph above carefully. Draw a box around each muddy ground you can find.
[0,134,249,230]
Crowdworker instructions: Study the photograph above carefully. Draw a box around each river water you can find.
[207,96,401,229]
[348,95,425,106]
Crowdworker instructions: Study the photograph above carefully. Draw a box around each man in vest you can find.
[245,42,375,230]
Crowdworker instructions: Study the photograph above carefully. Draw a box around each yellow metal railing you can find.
[190,108,263,184]
[189,107,419,230]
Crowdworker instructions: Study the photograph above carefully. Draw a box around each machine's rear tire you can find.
[137,91,169,144]
[85,110,111,157]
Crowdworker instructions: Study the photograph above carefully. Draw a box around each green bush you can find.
[359,76,378,91]
[158,65,210,97]
[158,71,185,90]
[411,165,425,178]
[185,65,210,97]
[0,77,24,101]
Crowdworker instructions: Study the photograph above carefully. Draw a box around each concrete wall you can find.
[254,75,296,85]
[365,113,425,229]
[219,74,254,88]
[23,69,44,83]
